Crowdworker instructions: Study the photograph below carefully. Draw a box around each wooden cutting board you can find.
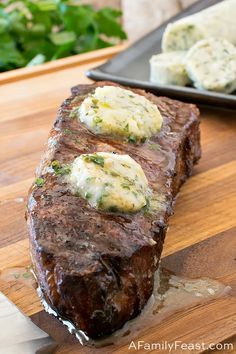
[0,45,235,354]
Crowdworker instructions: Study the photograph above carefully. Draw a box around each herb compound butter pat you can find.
[162,0,236,52]
[162,20,205,52]
[150,51,190,86]
[185,38,236,93]
[69,152,149,213]
[79,86,163,142]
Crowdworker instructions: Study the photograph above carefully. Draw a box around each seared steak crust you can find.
[27,82,201,338]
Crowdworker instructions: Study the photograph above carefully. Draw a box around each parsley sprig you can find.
[0,0,127,72]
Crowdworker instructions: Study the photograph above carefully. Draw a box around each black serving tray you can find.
[87,0,236,109]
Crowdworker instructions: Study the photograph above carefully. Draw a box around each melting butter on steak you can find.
[79,85,163,142]
[69,152,149,213]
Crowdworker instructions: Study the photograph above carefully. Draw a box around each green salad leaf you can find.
[0,0,127,72]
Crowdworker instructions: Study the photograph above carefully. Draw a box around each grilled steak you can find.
[27,82,201,338]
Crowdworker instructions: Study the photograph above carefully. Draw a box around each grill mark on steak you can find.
[27,81,201,338]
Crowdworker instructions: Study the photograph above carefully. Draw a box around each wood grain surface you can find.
[0,46,235,353]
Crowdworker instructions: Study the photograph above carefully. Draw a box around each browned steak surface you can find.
[27,82,201,338]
